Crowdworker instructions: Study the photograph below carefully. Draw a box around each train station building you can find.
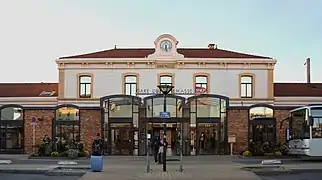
[0,34,321,155]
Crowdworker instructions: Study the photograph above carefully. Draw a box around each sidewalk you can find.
[79,158,261,180]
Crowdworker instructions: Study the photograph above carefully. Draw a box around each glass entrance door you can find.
[109,123,133,155]
[249,124,275,155]
[0,124,23,154]
[196,123,220,155]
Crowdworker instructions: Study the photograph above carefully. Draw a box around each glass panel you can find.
[311,108,322,116]
[110,123,133,155]
[55,125,80,145]
[196,97,220,117]
[313,118,322,138]
[249,106,273,120]
[246,84,252,97]
[125,76,137,83]
[80,76,91,83]
[104,113,108,123]
[160,76,172,84]
[197,123,220,155]
[220,99,227,113]
[133,113,139,128]
[190,113,196,125]
[152,97,177,117]
[240,84,247,97]
[190,99,197,113]
[146,99,153,118]
[195,76,207,83]
[1,107,23,120]
[241,76,252,83]
[109,98,133,117]
[56,107,80,120]
[5,125,23,149]
[125,84,131,95]
[291,109,310,139]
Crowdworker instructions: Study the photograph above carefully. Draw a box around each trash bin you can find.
[90,155,103,172]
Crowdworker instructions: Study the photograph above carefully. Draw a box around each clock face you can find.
[160,40,172,52]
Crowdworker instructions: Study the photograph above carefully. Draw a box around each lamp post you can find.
[157,84,174,172]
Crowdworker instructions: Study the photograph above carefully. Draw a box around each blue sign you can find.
[160,112,170,118]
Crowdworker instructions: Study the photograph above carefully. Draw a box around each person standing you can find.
[153,136,160,164]
[92,133,104,156]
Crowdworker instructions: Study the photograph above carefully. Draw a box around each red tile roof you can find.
[60,48,272,59]
[274,83,322,97]
[0,83,58,97]
[0,82,321,98]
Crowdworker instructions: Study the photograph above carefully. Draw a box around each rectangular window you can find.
[79,75,92,98]
[160,75,173,93]
[125,75,137,96]
[240,76,253,98]
[195,76,208,93]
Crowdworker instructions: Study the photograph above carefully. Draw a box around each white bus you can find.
[288,104,322,156]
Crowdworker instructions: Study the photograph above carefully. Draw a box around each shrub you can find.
[38,143,46,156]
[59,151,68,157]
[243,150,252,157]
[274,151,282,156]
[78,150,89,157]
[67,149,79,159]
[51,151,59,156]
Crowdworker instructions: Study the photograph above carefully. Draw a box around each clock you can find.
[160,40,172,52]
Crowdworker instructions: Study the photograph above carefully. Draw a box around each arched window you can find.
[54,106,80,144]
[78,75,92,98]
[1,107,23,120]
[240,75,254,98]
[124,75,138,96]
[249,106,273,120]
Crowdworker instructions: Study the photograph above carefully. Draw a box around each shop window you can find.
[240,75,254,98]
[124,75,138,96]
[54,107,80,146]
[249,106,273,120]
[78,75,92,98]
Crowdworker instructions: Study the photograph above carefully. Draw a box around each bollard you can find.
[91,155,103,172]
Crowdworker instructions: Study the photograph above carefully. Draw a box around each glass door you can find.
[109,123,133,155]
[0,124,23,153]
[197,123,221,155]
[249,124,275,155]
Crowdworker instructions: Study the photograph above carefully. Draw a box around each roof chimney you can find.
[305,58,311,84]
[208,44,215,49]
[114,45,117,49]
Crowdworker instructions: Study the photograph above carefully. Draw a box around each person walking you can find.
[153,136,160,164]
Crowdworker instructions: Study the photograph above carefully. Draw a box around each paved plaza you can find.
[1,155,322,179]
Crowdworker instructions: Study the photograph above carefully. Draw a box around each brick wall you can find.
[228,109,248,154]
[24,109,54,154]
[275,109,289,144]
[80,109,101,152]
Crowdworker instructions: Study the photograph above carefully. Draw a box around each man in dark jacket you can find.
[153,136,160,164]
[92,133,104,156]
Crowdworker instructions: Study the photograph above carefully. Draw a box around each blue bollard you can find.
[90,155,103,172]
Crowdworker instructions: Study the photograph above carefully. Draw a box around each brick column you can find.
[24,109,54,154]
[275,110,289,144]
[228,109,248,154]
[80,109,101,153]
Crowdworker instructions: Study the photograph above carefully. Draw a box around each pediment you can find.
[147,34,184,60]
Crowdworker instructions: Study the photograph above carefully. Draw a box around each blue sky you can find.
[0,1,321,82]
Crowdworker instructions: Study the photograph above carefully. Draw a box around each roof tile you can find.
[0,83,58,97]
[59,48,271,59]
